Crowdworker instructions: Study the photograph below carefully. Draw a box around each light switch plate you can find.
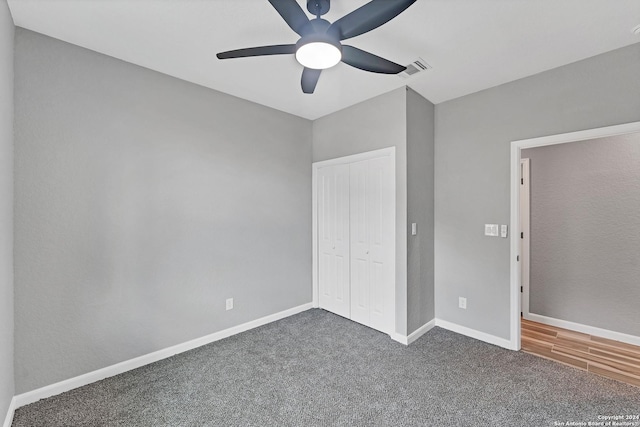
[484,224,499,237]
[500,225,508,238]
[411,223,417,236]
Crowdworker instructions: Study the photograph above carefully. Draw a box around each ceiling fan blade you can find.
[268,0,310,37]
[341,45,406,74]
[328,0,416,41]
[301,68,322,94]
[216,44,296,60]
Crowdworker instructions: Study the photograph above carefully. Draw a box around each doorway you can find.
[509,121,640,351]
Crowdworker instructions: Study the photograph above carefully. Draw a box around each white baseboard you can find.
[525,313,640,347]
[391,319,436,345]
[407,319,436,345]
[389,333,405,344]
[14,303,313,409]
[435,318,513,350]
[2,397,16,427]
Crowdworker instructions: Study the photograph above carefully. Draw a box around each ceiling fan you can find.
[216,0,416,94]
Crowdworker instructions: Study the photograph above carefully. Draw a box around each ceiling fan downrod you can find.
[307,0,330,17]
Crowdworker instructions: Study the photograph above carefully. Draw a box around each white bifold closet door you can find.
[349,157,394,334]
[317,164,351,318]
[317,153,394,335]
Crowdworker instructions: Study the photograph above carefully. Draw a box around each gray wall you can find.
[435,43,640,340]
[523,133,640,336]
[312,88,409,335]
[0,0,14,418]
[406,88,435,334]
[14,29,312,393]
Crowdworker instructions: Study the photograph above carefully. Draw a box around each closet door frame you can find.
[312,147,396,334]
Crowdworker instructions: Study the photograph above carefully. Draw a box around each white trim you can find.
[390,319,436,345]
[509,142,522,351]
[312,147,396,169]
[312,164,319,308]
[390,332,406,345]
[14,303,313,408]
[435,319,514,350]
[512,121,640,150]
[520,158,530,318]
[311,147,396,328]
[408,319,436,344]
[525,313,640,347]
[2,397,16,427]
[509,121,640,352]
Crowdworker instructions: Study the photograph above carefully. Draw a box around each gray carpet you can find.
[13,309,640,426]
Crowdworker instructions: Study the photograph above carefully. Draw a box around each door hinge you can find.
[521,178,523,185]
[520,232,524,239]
[517,255,520,261]
[520,286,523,293]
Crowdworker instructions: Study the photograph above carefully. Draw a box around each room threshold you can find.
[521,318,640,388]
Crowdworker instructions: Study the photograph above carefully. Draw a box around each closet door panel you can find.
[318,165,350,318]
[367,156,394,333]
[370,260,385,315]
[317,167,334,311]
[349,156,393,333]
[352,258,369,315]
[350,160,370,325]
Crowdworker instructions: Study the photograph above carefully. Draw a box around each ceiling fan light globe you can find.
[296,42,342,70]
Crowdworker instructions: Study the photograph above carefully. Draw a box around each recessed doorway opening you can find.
[509,121,640,351]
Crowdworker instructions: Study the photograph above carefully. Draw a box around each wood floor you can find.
[521,318,640,387]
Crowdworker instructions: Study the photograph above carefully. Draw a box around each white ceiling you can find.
[7,0,640,120]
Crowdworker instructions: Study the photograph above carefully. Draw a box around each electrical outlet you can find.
[458,297,467,309]
[500,224,508,238]
[226,298,233,311]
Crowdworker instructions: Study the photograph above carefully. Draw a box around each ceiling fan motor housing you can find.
[301,18,332,37]
[296,32,342,54]
[295,31,343,69]
[307,0,330,16]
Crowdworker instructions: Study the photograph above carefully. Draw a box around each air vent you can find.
[399,58,431,79]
